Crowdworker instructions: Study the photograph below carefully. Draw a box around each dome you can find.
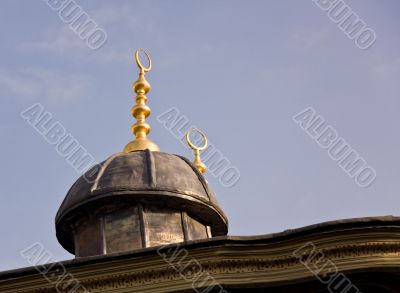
[55,49,228,257]
[56,150,228,256]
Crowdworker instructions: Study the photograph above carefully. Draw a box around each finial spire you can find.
[186,128,208,173]
[124,49,160,153]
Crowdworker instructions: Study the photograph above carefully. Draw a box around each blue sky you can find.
[0,0,399,271]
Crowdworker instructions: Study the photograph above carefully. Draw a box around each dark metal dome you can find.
[56,150,228,256]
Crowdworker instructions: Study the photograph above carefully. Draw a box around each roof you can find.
[2,216,400,292]
[57,150,225,222]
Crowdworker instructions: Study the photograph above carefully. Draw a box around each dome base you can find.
[124,138,160,152]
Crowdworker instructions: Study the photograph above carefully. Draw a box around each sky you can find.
[0,0,399,271]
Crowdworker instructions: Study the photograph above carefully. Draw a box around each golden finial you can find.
[123,49,160,153]
[186,128,208,174]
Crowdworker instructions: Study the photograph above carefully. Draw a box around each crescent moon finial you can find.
[123,49,159,153]
[186,128,208,174]
[135,49,152,74]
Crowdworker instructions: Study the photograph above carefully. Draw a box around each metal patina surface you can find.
[56,149,228,256]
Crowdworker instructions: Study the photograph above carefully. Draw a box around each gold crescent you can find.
[135,49,152,73]
[186,128,208,151]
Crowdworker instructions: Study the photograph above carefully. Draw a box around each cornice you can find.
[2,224,400,292]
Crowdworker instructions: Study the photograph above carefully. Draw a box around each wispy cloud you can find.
[21,2,157,65]
[371,58,400,98]
[290,30,329,49]
[22,25,130,64]
[90,4,155,33]
[373,58,400,77]
[23,27,87,53]
[0,67,92,105]
[0,69,41,98]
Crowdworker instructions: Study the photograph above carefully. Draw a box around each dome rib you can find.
[145,149,157,188]
[91,152,123,192]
